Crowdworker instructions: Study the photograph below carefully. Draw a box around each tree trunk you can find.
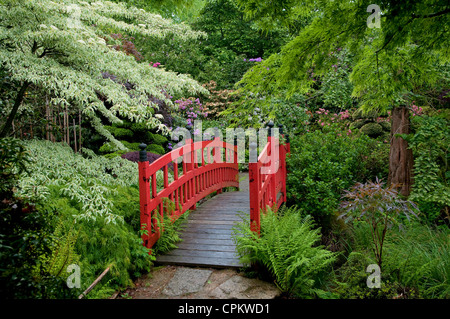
[0,81,30,138]
[388,105,414,197]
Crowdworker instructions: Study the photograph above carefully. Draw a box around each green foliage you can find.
[233,206,336,298]
[104,126,134,139]
[0,137,30,198]
[0,204,78,298]
[383,222,450,299]
[335,220,450,299]
[235,0,448,116]
[402,115,449,223]
[332,251,403,299]
[151,134,168,145]
[2,140,155,298]
[360,122,383,137]
[16,140,138,223]
[286,126,387,229]
[0,0,207,140]
[152,210,190,256]
[147,144,165,155]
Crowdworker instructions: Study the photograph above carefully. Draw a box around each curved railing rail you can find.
[138,136,239,249]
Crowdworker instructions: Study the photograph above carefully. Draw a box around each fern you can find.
[32,217,80,282]
[232,206,336,297]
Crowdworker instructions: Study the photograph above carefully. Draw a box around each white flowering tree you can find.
[0,0,208,147]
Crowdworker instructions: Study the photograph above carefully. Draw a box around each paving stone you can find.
[162,267,213,296]
[210,275,280,299]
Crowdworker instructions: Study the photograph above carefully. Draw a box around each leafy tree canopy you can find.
[0,0,208,145]
[234,0,449,113]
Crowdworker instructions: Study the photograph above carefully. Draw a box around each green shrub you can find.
[339,178,419,269]
[360,122,383,137]
[0,137,30,198]
[401,115,449,224]
[104,126,133,139]
[151,134,168,145]
[286,126,385,229]
[232,206,336,298]
[147,143,165,155]
[332,251,404,299]
[98,141,118,154]
[349,119,365,130]
[6,140,155,298]
[337,220,450,299]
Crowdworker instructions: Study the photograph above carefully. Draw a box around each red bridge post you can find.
[138,143,151,248]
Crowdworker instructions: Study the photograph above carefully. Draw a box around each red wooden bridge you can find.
[138,122,290,268]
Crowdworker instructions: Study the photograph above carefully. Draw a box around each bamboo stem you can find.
[73,118,77,152]
[78,266,111,299]
[79,110,82,150]
[66,107,70,146]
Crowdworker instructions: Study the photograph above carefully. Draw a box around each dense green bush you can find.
[286,126,388,229]
[401,115,449,224]
[0,138,30,198]
[1,140,155,298]
[233,206,336,298]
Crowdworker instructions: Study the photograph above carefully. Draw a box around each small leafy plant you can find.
[339,178,419,269]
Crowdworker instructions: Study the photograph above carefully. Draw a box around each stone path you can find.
[117,266,280,299]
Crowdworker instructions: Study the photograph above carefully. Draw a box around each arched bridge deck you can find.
[156,173,249,268]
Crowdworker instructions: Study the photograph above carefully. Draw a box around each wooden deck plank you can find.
[156,255,243,268]
[155,174,249,268]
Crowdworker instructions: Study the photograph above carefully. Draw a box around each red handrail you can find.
[138,136,239,249]
[248,125,290,234]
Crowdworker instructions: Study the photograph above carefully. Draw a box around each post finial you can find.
[139,143,147,162]
[267,120,275,136]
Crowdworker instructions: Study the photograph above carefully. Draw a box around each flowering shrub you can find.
[245,57,263,62]
[314,108,353,134]
[201,80,238,118]
[149,62,161,68]
[171,97,209,129]
[410,102,424,116]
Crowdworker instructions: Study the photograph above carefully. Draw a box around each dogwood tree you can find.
[0,0,208,147]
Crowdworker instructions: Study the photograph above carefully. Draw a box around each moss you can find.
[360,122,383,137]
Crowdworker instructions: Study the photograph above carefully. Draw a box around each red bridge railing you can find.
[249,123,290,234]
[138,122,290,250]
[138,134,239,249]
